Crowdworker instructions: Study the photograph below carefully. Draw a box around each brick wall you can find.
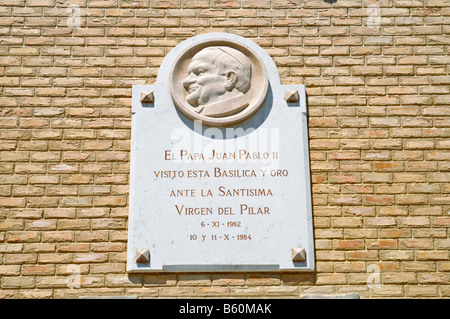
[0,0,449,299]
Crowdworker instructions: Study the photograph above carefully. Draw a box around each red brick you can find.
[335,240,365,250]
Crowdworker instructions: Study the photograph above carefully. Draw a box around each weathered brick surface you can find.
[0,0,449,299]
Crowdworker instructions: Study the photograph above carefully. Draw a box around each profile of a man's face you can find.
[182,46,252,116]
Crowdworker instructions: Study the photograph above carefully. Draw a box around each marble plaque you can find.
[127,33,315,272]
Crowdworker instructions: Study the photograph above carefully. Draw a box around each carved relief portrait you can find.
[183,47,252,118]
[170,39,268,127]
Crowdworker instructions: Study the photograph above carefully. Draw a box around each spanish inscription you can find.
[156,149,282,243]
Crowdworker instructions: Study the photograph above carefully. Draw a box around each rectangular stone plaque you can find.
[127,33,315,272]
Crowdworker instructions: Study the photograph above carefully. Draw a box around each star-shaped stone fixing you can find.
[140,91,154,103]
[135,249,150,263]
[291,247,306,262]
[284,89,299,103]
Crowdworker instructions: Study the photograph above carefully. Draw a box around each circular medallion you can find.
[169,38,269,127]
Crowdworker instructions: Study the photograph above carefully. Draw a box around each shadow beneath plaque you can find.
[128,274,145,282]
[292,261,308,268]
[176,83,274,140]
[136,261,151,269]
[286,99,300,108]
[141,102,154,108]
[163,264,280,272]
[281,272,317,285]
